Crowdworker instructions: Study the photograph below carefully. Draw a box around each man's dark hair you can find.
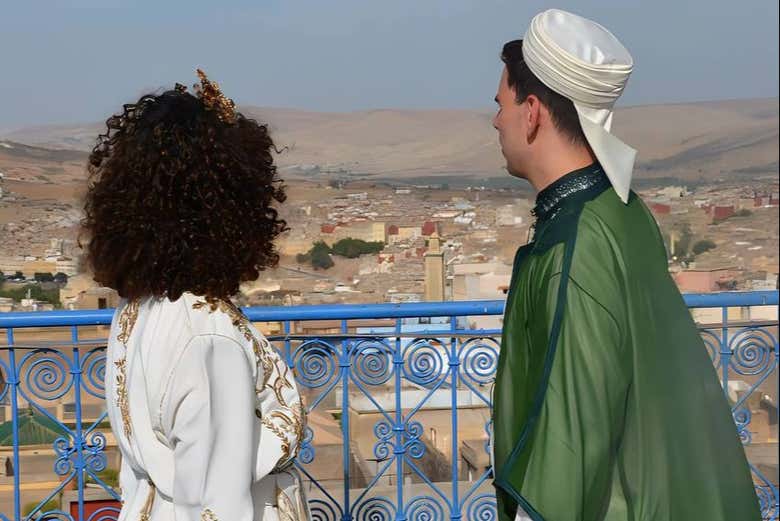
[501,39,587,146]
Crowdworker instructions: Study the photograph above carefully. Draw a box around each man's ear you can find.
[525,94,542,143]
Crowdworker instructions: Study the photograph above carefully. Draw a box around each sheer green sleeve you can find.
[517,273,631,521]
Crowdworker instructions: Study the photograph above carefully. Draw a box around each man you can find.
[490,9,761,521]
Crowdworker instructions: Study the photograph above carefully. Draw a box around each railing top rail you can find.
[682,290,778,308]
[0,291,776,329]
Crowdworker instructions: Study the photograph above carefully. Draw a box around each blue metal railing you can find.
[0,291,777,521]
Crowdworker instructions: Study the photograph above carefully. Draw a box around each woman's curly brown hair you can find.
[81,87,287,301]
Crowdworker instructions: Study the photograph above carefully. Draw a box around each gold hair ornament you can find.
[177,69,237,123]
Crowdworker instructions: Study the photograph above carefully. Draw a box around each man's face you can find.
[493,67,529,179]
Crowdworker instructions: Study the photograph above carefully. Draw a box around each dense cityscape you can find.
[0,106,778,518]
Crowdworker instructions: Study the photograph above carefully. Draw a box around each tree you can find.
[14,271,23,280]
[332,238,384,258]
[692,240,717,256]
[310,248,334,270]
[0,284,61,308]
[299,241,334,270]
[675,224,693,259]
[33,272,54,283]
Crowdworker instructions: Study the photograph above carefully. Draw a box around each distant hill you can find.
[0,140,87,163]
[0,140,88,186]
[2,98,777,183]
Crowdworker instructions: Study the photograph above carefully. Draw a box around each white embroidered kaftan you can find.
[104,293,309,521]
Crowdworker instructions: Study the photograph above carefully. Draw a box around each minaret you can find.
[669,230,678,257]
[424,232,445,301]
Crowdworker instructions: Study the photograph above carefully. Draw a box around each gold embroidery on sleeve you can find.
[263,398,306,470]
[139,480,155,521]
[276,485,297,521]
[115,299,140,439]
[276,478,308,521]
[193,298,307,468]
[201,509,218,521]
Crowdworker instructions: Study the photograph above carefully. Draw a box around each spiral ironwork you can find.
[406,496,445,521]
[18,349,74,402]
[292,339,340,389]
[459,337,500,386]
[403,420,425,460]
[733,408,752,444]
[403,339,446,388]
[25,508,73,521]
[351,339,394,386]
[299,425,316,464]
[756,484,779,521]
[309,499,339,521]
[53,435,76,476]
[85,431,108,473]
[729,327,776,376]
[81,347,108,400]
[355,497,396,521]
[465,494,498,521]
[86,507,121,521]
[373,419,394,461]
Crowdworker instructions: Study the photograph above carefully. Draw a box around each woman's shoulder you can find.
[144,295,261,405]
[111,293,255,352]
[137,292,243,335]
[185,294,255,340]
[175,294,266,365]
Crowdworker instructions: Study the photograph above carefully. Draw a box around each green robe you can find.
[492,164,760,521]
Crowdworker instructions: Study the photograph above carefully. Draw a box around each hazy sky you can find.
[1,0,778,130]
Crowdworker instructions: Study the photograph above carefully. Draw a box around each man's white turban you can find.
[523,9,636,203]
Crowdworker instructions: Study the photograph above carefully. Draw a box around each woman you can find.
[82,70,309,521]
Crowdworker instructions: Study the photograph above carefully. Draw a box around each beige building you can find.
[278,233,313,256]
[451,262,512,330]
[451,262,512,302]
[335,221,387,243]
[424,233,445,301]
[0,256,79,278]
[0,255,25,275]
[0,296,15,312]
[390,225,422,243]
[23,260,58,277]
[60,274,120,310]
[495,204,525,227]
[656,186,688,199]
[0,257,58,277]
[55,257,80,276]
[738,197,756,210]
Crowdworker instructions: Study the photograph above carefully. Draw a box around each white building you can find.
[657,186,689,199]
[451,262,512,330]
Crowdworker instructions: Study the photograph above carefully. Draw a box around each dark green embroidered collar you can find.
[526,163,611,254]
[531,162,609,228]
